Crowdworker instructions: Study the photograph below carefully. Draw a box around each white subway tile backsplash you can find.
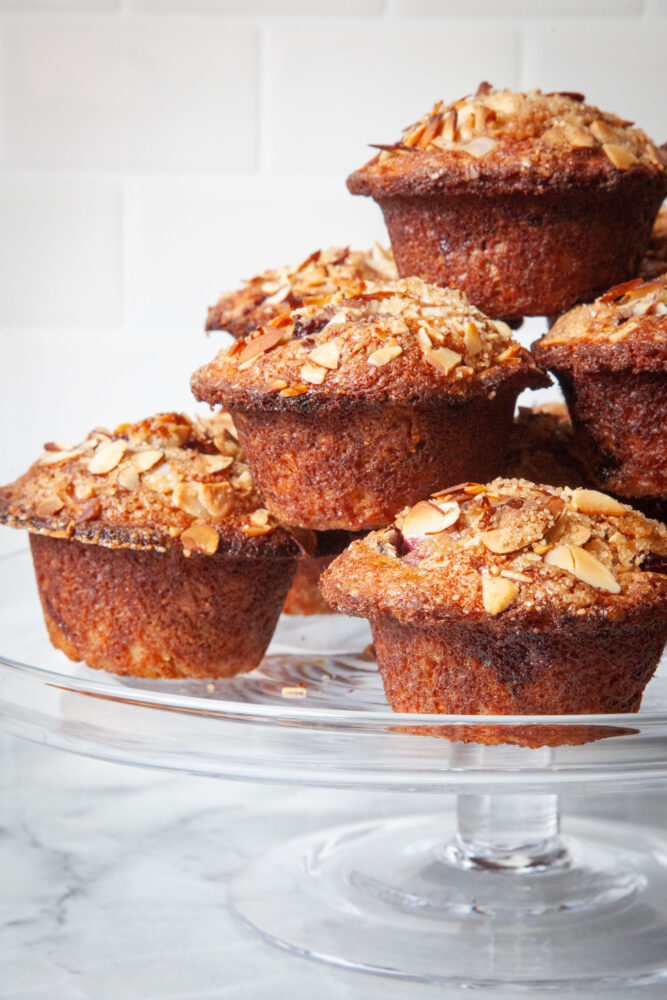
[0,326,219,485]
[1,17,258,171]
[125,174,389,329]
[396,0,641,14]
[129,0,383,12]
[522,21,667,144]
[267,20,521,174]
[0,0,117,8]
[0,177,122,326]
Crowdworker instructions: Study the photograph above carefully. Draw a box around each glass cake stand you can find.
[2,546,667,991]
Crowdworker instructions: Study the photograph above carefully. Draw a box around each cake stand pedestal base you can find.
[230,795,667,990]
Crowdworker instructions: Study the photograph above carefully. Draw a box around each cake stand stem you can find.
[447,792,569,872]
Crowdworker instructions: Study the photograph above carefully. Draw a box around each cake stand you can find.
[2,545,667,991]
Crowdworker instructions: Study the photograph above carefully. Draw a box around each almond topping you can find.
[308,340,340,370]
[569,125,595,148]
[590,120,618,144]
[368,343,403,367]
[402,500,459,539]
[300,362,327,385]
[458,136,497,158]
[268,379,288,392]
[544,545,620,593]
[173,483,211,518]
[482,576,519,615]
[425,346,461,376]
[464,321,483,355]
[131,449,164,473]
[35,496,65,517]
[74,484,94,501]
[88,439,127,475]
[280,385,308,397]
[571,489,627,516]
[39,448,85,465]
[117,467,140,491]
[181,522,219,556]
[237,326,286,366]
[602,143,638,170]
[198,483,234,518]
[201,454,234,473]
[416,327,432,352]
[250,508,270,526]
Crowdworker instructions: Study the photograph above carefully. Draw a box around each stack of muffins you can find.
[1,85,666,728]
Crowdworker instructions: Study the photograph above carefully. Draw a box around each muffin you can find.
[0,412,300,679]
[321,479,667,716]
[640,203,667,280]
[347,85,667,320]
[191,277,548,531]
[533,275,667,511]
[281,530,359,615]
[506,403,588,488]
[206,244,397,338]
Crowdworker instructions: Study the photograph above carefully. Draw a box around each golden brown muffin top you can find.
[0,412,299,558]
[506,404,588,489]
[192,276,548,409]
[206,244,397,338]
[641,205,667,280]
[347,84,667,198]
[321,478,667,629]
[534,275,667,373]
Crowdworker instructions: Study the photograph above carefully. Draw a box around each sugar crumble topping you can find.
[542,275,667,348]
[0,412,278,554]
[363,84,665,173]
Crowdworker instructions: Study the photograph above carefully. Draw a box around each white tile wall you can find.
[267,20,521,174]
[0,1,665,488]
[1,17,258,170]
[0,176,122,326]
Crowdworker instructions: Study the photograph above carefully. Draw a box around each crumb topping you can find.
[206,244,397,336]
[322,479,667,625]
[360,84,665,171]
[535,275,667,372]
[0,412,287,555]
[194,276,546,404]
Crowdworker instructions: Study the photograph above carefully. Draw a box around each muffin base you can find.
[31,534,297,679]
[231,391,520,531]
[378,185,663,320]
[283,554,336,615]
[371,614,665,716]
[553,368,667,500]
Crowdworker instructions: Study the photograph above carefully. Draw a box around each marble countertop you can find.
[3,733,667,1000]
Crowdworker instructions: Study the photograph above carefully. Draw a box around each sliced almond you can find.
[35,496,65,517]
[39,448,85,465]
[602,143,638,170]
[544,544,620,593]
[300,362,327,385]
[280,385,308,397]
[173,483,209,518]
[131,448,164,473]
[250,508,270,526]
[237,326,287,366]
[590,120,618,144]
[571,489,627,517]
[569,125,595,148]
[458,136,497,158]
[181,522,219,556]
[88,439,127,475]
[546,515,591,547]
[268,379,288,392]
[482,576,519,615]
[118,467,140,491]
[425,346,461,376]
[368,343,403,367]
[464,321,483,356]
[308,339,340,370]
[74,484,94,501]
[402,500,459,539]
[416,327,432,352]
[200,454,234,474]
[198,483,234,518]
